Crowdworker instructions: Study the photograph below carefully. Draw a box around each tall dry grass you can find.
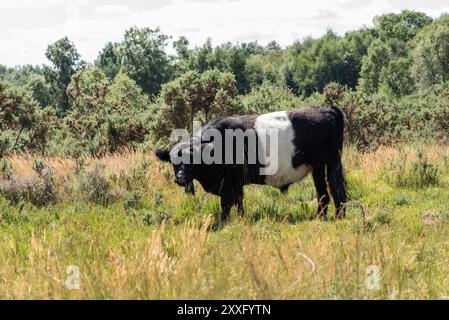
[0,143,448,299]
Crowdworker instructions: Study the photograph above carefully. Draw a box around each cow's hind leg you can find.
[220,196,233,222]
[235,193,244,215]
[312,164,330,219]
[327,153,347,219]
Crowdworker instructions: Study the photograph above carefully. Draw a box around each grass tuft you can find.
[0,144,448,299]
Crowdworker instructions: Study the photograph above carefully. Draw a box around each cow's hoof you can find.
[317,214,328,221]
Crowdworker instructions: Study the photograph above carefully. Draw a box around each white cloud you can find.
[0,0,448,66]
[0,0,64,8]
[94,4,132,16]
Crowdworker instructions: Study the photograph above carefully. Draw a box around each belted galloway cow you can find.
[156,106,347,222]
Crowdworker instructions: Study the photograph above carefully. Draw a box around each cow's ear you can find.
[155,148,171,162]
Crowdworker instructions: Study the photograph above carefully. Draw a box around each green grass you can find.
[0,145,448,299]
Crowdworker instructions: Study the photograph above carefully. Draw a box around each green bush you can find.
[384,149,440,188]
[0,82,57,156]
[150,69,243,143]
[59,68,151,156]
[241,80,301,114]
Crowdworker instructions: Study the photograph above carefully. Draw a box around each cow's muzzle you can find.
[185,180,195,195]
[175,175,195,195]
[175,175,186,185]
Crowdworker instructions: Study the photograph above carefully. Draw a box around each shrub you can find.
[0,82,57,156]
[61,69,152,156]
[150,69,243,143]
[384,148,440,188]
[323,82,346,106]
[0,158,58,207]
[241,80,301,114]
[117,157,151,191]
[340,91,393,150]
[0,158,13,180]
[79,162,114,206]
[408,150,440,188]
[374,210,392,225]
[124,191,143,210]
[338,85,449,150]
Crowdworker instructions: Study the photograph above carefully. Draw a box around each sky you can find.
[1,0,449,67]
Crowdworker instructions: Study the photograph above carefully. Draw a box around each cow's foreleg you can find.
[235,193,244,215]
[220,187,244,222]
[312,164,330,219]
[220,196,233,222]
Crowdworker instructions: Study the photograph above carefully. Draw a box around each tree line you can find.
[1,10,449,157]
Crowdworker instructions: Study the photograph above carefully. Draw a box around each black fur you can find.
[155,148,171,162]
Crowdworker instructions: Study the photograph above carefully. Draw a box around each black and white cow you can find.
[155,106,347,222]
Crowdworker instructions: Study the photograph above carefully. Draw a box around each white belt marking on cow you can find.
[254,111,312,188]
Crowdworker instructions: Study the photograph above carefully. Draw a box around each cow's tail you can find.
[330,106,345,153]
[327,106,347,218]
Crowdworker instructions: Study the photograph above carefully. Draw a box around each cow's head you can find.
[155,143,195,195]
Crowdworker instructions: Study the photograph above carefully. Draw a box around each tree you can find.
[151,69,242,142]
[173,36,190,61]
[0,65,43,88]
[174,39,259,94]
[412,17,449,88]
[227,46,250,93]
[95,42,122,79]
[245,52,283,90]
[375,10,433,42]
[266,41,281,51]
[245,55,266,88]
[25,72,52,107]
[44,37,83,114]
[359,40,392,94]
[281,30,371,97]
[0,65,6,79]
[172,36,191,76]
[374,11,432,59]
[380,58,415,96]
[120,27,173,97]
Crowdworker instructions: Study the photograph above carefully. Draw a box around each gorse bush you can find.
[335,83,449,150]
[323,82,346,107]
[0,82,57,156]
[241,80,301,114]
[150,69,243,143]
[61,68,151,156]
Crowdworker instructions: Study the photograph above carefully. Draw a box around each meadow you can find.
[0,143,448,299]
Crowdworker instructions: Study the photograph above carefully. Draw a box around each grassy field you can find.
[0,144,448,299]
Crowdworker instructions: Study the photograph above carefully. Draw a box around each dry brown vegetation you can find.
[0,144,448,299]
